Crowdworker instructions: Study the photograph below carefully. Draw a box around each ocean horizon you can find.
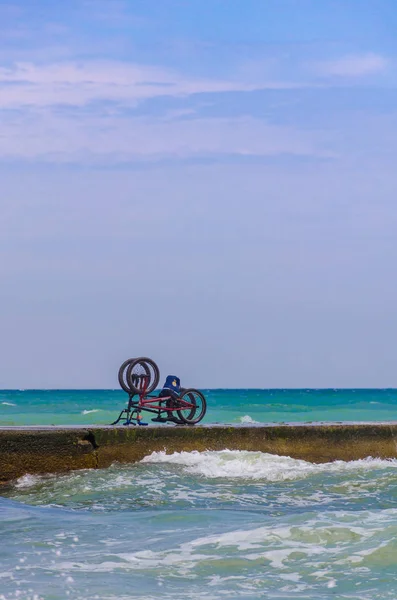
[2,388,397,427]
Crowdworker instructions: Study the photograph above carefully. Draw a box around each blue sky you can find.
[1,0,397,388]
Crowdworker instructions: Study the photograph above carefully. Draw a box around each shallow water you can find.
[3,450,397,599]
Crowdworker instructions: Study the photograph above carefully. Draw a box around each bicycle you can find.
[111,357,206,426]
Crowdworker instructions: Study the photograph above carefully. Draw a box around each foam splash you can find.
[141,450,397,481]
[1,402,16,406]
[239,415,259,424]
[81,409,101,415]
[15,474,43,488]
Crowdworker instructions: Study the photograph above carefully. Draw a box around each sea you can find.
[1,388,397,599]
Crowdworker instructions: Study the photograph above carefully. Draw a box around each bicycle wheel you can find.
[177,389,207,424]
[118,358,138,394]
[126,357,160,394]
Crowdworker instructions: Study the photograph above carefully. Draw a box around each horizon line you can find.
[2,388,397,392]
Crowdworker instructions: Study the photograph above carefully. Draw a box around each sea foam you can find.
[141,450,397,481]
[239,415,259,424]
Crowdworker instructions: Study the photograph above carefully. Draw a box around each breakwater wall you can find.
[1,423,397,484]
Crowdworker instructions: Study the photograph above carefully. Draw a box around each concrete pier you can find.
[1,423,397,484]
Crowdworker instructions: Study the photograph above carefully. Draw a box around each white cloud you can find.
[0,53,389,164]
[314,53,388,77]
[0,60,304,109]
[0,58,324,163]
[0,111,328,162]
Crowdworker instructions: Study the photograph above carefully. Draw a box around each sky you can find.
[1,0,397,388]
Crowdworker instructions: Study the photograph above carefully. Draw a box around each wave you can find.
[50,510,396,578]
[15,474,43,488]
[81,409,101,415]
[141,450,397,481]
[1,402,16,406]
[238,415,259,424]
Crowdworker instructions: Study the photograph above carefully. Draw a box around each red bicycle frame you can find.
[135,376,195,413]
[111,374,195,425]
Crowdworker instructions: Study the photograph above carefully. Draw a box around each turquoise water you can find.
[1,388,397,426]
[2,389,397,599]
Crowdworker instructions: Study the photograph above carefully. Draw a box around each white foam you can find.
[1,402,16,406]
[141,450,397,481]
[81,409,101,415]
[47,513,394,589]
[15,474,43,488]
[51,522,344,576]
[239,415,259,424]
